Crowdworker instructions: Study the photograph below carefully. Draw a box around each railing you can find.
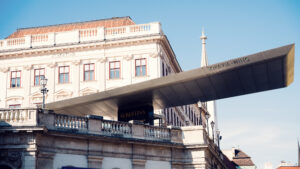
[101,120,132,136]
[54,114,87,130]
[144,125,170,140]
[0,109,37,126]
[0,22,162,51]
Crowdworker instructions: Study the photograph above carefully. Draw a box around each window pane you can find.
[141,59,146,65]
[40,69,44,75]
[59,74,64,83]
[60,67,64,73]
[115,62,120,68]
[65,67,69,73]
[65,74,69,83]
[90,64,94,70]
[110,71,114,79]
[16,78,20,87]
[11,79,15,87]
[116,70,120,78]
[136,67,140,76]
[35,76,39,85]
[142,66,146,75]
[12,72,16,77]
[90,72,94,80]
[85,72,89,81]
[17,71,21,77]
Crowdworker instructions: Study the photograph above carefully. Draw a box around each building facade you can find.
[0,17,202,127]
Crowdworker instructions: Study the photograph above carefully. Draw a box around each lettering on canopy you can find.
[118,105,154,125]
[208,57,250,71]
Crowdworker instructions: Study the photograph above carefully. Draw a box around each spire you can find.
[200,29,208,67]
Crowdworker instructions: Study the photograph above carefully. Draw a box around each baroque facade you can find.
[0,17,203,127]
[0,17,223,169]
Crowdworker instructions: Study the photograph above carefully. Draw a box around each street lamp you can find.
[40,77,48,110]
[216,130,221,148]
[205,112,210,136]
[211,121,215,142]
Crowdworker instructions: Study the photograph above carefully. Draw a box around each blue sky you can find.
[0,0,299,168]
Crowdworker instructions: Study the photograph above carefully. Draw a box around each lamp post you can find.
[211,121,215,142]
[40,77,48,110]
[216,130,221,148]
[205,112,210,137]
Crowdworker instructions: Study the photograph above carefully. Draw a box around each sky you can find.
[0,0,299,168]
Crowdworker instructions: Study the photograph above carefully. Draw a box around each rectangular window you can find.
[9,104,21,109]
[11,71,21,88]
[84,64,95,81]
[34,68,45,86]
[59,66,69,83]
[135,58,146,76]
[109,61,120,79]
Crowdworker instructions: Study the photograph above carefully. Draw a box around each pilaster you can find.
[36,152,55,169]
[132,159,146,169]
[88,155,103,169]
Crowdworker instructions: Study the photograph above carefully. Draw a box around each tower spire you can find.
[200,29,208,67]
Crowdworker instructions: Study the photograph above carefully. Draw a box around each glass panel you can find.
[90,71,94,80]
[142,66,146,75]
[59,74,64,83]
[115,62,120,68]
[60,67,64,73]
[35,70,40,76]
[136,67,140,76]
[141,59,146,65]
[16,78,20,87]
[11,79,16,87]
[110,70,114,79]
[84,72,89,81]
[90,64,94,70]
[110,62,114,69]
[17,71,21,77]
[12,72,16,77]
[40,69,45,75]
[116,70,120,78]
[35,76,39,85]
[65,66,69,73]
[65,73,69,83]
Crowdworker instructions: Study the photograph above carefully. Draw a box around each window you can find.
[9,104,21,109]
[109,61,120,79]
[11,71,21,88]
[34,68,45,86]
[59,66,69,83]
[84,64,95,81]
[135,58,146,76]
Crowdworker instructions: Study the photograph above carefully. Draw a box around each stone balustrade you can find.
[0,109,38,126]
[0,22,162,51]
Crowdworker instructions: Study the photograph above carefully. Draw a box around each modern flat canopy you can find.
[46,44,295,116]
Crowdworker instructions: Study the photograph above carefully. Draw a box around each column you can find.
[23,65,32,107]
[97,56,106,92]
[72,60,81,97]
[47,62,56,102]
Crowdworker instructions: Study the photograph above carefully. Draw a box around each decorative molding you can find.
[124,54,133,61]
[6,96,24,102]
[0,66,9,73]
[47,62,57,68]
[0,151,22,169]
[97,57,107,63]
[150,53,159,58]
[80,87,98,96]
[72,59,81,65]
[23,64,33,70]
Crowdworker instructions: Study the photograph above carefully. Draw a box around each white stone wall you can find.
[102,157,131,169]
[145,160,171,169]
[53,153,87,169]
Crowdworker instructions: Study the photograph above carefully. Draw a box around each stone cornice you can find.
[0,36,164,60]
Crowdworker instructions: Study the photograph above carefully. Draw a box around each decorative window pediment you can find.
[80,87,98,96]
[55,89,73,100]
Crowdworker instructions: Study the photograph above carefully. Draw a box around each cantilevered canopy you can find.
[46,44,295,116]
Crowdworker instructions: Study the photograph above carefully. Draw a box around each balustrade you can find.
[144,125,170,140]
[54,114,87,130]
[101,120,132,136]
[0,22,161,51]
[0,109,37,126]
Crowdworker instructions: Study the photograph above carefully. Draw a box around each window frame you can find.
[58,66,70,84]
[135,58,147,77]
[10,70,21,88]
[9,104,21,109]
[83,63,95,81]
[109,61,121,79]
[34,68,45,86]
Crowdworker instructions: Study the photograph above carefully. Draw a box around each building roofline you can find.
[15,16,134,31]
